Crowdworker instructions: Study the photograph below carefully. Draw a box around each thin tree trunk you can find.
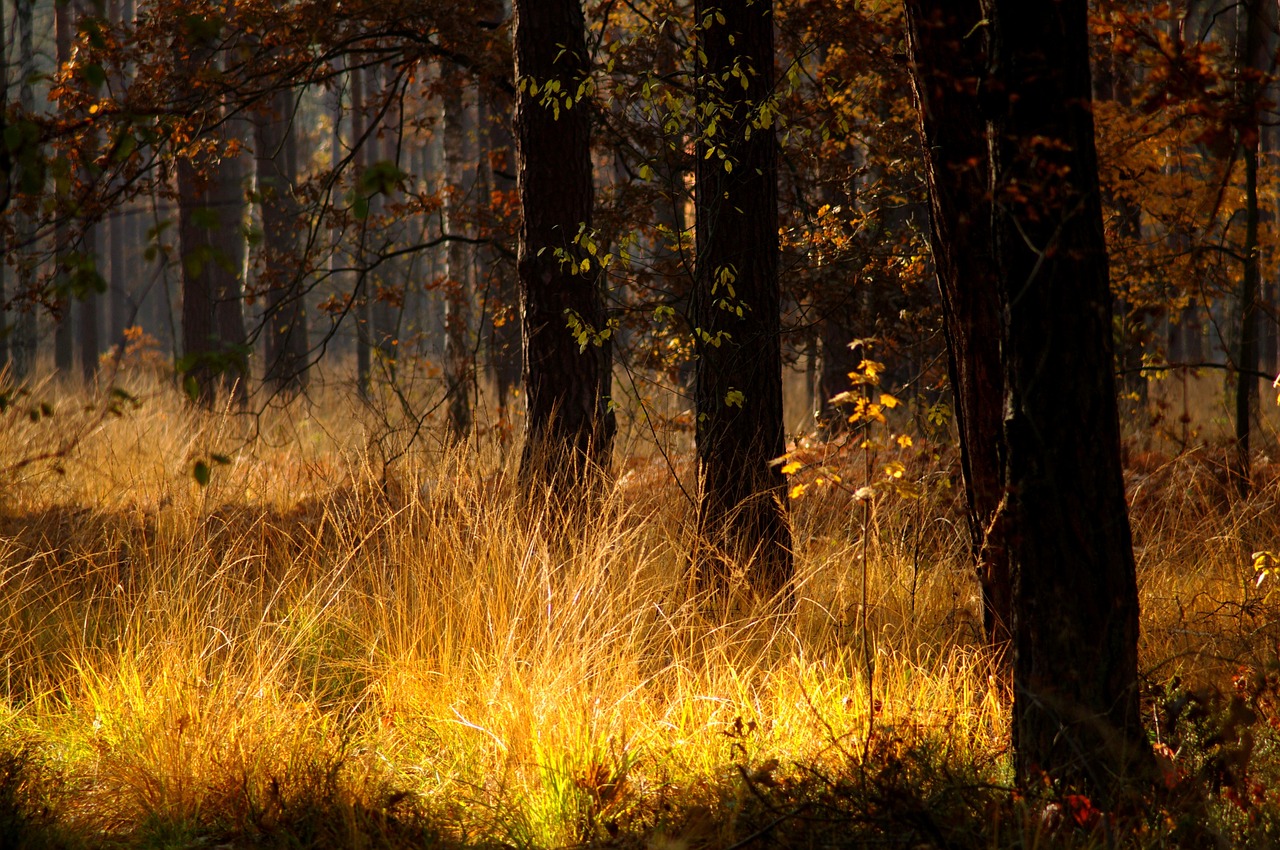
[78,224,100,381]
[904,0,1011,651]
[1231,0,1277,497]
[176,38,245,404]
[442,66,474,440]
[691,0,792,602]
[178,149,218,405]
[512,0,615,492]
[479,83,522,427]
[374,67,401,375]
[254,89,307,395]
[0,0,7,375]
[985,0,1148,801]
[214,120,249,403]
[10,0,37,380]
[53,1,74,377]
[352,65,372,399]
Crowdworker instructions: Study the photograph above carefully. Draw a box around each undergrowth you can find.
[0,375,1277,848]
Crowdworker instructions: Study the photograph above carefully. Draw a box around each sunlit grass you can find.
[0,372,1277,847]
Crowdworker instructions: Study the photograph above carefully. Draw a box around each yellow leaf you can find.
[788,483,807,500]
[880,393,900,409]
[897,434,913,448]
[781,460,803,475]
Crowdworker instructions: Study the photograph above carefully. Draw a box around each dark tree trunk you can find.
[1231,0,1277,498]
[178,151,218,405]
[512,0,615,490]
[903,0,1011,651]
[442,66,475,441]
[53,2,74,377]
[374,70,402,373]
[176,41,246,404]
[985,0,1148,801]
[108,210,129,348]
[691,0,792,602]
[0,0,7,375]
[1237,140,1260,496]
[254,89,308,395]
[10,0,36,381]
[78,224,100,381]
[352,64,374,399]
[479,84,522,429]
[212,123,248,403]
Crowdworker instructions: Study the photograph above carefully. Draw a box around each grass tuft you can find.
[0,377,1278,847]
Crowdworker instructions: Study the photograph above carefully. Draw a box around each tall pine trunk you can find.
[1231,0,1278,497]
[512,0,614,491]
[10,0,37,380]
[691,0,792,602]
[479,83,522,427]
[254,88,308,395]
[442,66,475,441]
[53,1,74,377]
[985,0,1147,800]
[176,34,246,404]
[903,1,1011,651]
[351,64,372,399]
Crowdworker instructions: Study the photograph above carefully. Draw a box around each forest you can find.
[1,0,1280,847]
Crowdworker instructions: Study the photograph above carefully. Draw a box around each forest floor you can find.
[1,372,1280,849]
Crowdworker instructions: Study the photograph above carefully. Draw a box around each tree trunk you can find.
[78,224,100,381]
[512,0,615,491]
[479,80,523,428]
[53,1,74,377]
[0,0,7,375]
[903,0,1011,651]
[213,122,248,403]
[985,0,1148,801]
[176,38,246,404]
[442,66,475,441]
[10,0,37,381]
[691,0,792,602]
[374,68,401,375]
[351,65,372,399]
[178,151,218,405]
[254,88,308,395]
[1231,0,1277,498]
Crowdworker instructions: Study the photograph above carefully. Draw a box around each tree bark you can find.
[691,0,792,602]
[1231,0,1278,498]
[78,223,100,381]
[254,88,308,395]
[442,66,475,441]
[178,150,218,405]
[903,0,1011,651]
[351,64,372,399]
[512,0,615,491]
[176,35,246,404]
[213,120,248,403]
[985,0,1148,801]
[10,0,37,381]
[479,83,522,427]
[53,1,74,377]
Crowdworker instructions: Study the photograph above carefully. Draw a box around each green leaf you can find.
[193,461,211,487]
[81,63,107,90]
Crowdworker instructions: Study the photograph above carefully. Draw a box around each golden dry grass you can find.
[0,370,1277,848]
